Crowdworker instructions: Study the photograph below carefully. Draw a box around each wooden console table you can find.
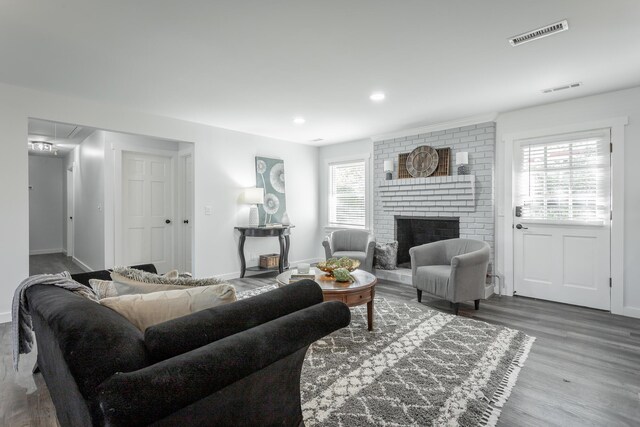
[234,225,294,278]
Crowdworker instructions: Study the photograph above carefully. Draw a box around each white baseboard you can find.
[484,284,495,299]
[72,257,93,272]
[621,305,640,319]
[0,311,10,324]
[29,248,65,256]
[217,257,324,281]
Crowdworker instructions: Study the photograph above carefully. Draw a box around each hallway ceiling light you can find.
[29,141,58,155]
[30,141,54,152]
[293,116,306,125]
[370,92,386,101]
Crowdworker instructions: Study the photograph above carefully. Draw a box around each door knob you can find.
[515,224,528,230]
[165,219,172,224]
[183,220,189,224]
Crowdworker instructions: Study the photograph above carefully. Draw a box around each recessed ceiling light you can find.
[370,92,386,101]
[293,116,306,125]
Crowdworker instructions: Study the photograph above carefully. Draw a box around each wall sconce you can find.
[456,152,469,175]
[384,159,394,180]
[243,187,264,227]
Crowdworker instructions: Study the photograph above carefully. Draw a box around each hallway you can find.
[29,253,85,276]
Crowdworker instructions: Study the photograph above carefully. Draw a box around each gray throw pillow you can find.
[374,241,398,270]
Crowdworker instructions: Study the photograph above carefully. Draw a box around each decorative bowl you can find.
[316,257,360,277]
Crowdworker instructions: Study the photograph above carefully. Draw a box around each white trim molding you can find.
[29,248,65,256]
[324,153,373,231]
[0,311,10,324]
[371,113,498,142]
[72,256,93,272]
[501,116,629,316]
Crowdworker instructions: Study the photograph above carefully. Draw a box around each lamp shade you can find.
[244,187,264,204]
[456,152,469,165]
[383,159,394,172]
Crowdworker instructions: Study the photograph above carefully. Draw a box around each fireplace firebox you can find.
[395,217,460,268]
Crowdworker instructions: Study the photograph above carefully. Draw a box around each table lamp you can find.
[244,188,264,226]
[456,152,469,175]
[384,159,394,180]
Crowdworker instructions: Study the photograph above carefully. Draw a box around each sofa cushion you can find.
[144,280,324,362]
[70,264,157,287]
[99,284,237,331]
[111,266,224,287]
[90,277,191,299]
[415,265,451,298]
[89,279,119,299]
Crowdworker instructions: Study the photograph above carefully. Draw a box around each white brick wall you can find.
[374,121,496,269]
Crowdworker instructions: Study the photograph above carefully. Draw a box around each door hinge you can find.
[610,210,613,220]
[610,142,613,153]
[609,278,612,288]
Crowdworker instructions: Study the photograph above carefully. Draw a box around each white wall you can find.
[495,85,640,316]
[0,82,320,322]
[317,138,374,241]
[28,155,64,254]
[68,131,106,270]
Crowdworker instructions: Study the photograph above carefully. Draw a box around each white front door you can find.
[513,129,611,310]
[182,154,194,273]
[122,152,173,273]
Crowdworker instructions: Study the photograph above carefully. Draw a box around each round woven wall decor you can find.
[405,145,439,177]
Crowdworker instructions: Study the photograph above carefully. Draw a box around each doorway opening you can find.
[27,118,195,275]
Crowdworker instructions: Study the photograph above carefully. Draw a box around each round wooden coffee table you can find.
[276,268,377,331]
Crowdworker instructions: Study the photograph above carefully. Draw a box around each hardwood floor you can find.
[2,273,639,426]
[29,253,85,276]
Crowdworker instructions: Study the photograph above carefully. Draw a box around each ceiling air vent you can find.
[509,20,569,46]
[542,82,582,94]
[311,138,324,142]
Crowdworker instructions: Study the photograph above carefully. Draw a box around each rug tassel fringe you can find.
[479,335,536,427]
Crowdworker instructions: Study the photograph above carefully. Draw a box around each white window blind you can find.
[329,160,366,227]
[517,129,610,223]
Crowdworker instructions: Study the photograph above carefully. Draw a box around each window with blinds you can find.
[517,129,610,223]
[329,160,366,227]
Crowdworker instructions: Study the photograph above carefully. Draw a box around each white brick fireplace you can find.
[373,122,495,285]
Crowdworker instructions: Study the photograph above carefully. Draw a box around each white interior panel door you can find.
[513,129,611,310]
[122,152,173,273]
[182,154,193,273]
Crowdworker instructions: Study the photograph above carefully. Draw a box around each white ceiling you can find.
[28,118,95,155]
[3,1,640,145]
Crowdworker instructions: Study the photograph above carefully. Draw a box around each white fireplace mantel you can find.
[377,175,475,212]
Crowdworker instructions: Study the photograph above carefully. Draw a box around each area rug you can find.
[237,285,535,427]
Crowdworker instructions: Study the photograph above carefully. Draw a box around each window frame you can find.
[325,154,371,230]
[515,129,611,225]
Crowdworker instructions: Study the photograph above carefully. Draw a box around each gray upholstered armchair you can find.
[409,238,490,315]
[323,230,376,273]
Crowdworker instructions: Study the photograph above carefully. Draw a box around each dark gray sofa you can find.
[27,264,350,426]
